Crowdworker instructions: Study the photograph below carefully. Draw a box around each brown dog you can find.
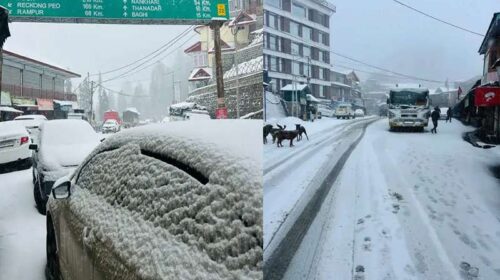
[264,124,286,144]
[276,130,299,147]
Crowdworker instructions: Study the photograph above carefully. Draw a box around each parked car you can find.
[317,104,335,118]
[0,121,32,169]
[31,119,100,214]
[102,119,120,133]
[335,104,355,119]
[13,114,47,144]
[45,120,262,280]
[355,109,365,117]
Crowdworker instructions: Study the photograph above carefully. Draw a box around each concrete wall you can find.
[187,72,263,119]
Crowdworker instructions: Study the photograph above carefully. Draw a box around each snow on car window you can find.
[41,120,98,146]
[72,143,262,278]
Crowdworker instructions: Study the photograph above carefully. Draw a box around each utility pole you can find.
[232,23,240,118]
[88,72,95,124]
[0,6,11,96]
[211,20,227,119]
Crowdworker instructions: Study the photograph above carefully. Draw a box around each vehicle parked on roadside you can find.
[169,102,210,121]
[13,114,48,144]
[45,121,262,280]
[31,119,100,214]
[335,104,355,119]
[317,104,335,118]
[0,121,32,170]
[102,119,121,133]
[355,109,365,117]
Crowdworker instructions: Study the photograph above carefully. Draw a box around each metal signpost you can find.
[0,0,229,118]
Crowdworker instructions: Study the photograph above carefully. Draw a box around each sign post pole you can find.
[0,5,10,96]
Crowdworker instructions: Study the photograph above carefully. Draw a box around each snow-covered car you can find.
[317,104,335,118]
[354,109,365,117]
[184,110,211,121]
[13,114,47,144]
[102,119,120,133]
[335,104,354,119]
[45,120,262,280]
[31,119,100,214]
[0,121,32,169]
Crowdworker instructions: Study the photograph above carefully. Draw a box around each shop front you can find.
[36,98,55,119]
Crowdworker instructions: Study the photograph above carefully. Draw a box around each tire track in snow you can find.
[263,119,378,280]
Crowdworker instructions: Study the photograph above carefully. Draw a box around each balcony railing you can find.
[2,83,77,101]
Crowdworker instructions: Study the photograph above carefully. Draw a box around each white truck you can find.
[387,87,431,131]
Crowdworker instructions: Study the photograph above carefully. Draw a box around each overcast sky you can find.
[4,0,499,91]
[5,23,195,91]
[331,0,499,86]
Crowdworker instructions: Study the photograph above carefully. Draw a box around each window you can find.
[290,21,300,37]
[319,85,325,97]
[270,57,278,71]
[318,51,323,62]
[303,46,310,58]
[292,3,306,18]
[302,26,311,40]
[291,42,300,56]
[267,0,280,8]
[268,13,279,29]
[292,62,300,75]
[269,35,279,51]
[318,32,324,44]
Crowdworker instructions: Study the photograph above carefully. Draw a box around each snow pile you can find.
[224,56,263,79]
[62,120,262,279]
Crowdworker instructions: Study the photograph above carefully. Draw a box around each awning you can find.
[0,91,11,106]
[474,87,500,107]
[0,106,23,113]
[37,98,54,111]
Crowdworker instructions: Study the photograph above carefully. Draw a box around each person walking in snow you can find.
[430,106,440,134]
[446,107,452,123]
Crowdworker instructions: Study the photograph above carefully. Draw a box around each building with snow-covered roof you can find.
[0,50,80,119]
[264,0,335,99]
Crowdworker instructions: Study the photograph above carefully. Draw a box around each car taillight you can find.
[20,136,29,145]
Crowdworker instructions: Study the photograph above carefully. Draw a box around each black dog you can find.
[276,129,299,147]
[295,124,309,141]
[264,124,286,144]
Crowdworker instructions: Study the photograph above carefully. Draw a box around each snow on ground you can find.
[263,116,376,252]
[265,92,286,120]
[0,168,45,280]
[292,119,500,279]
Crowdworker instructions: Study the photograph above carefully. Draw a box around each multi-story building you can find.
[263,0,335,98]
[331,69,361,102]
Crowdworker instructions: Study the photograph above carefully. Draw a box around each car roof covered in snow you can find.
[0,121,28,137]
[14,114,47,120]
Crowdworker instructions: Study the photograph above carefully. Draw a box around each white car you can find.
[31,119,100,214]
[439,107,449,120]
[318,104,335,118]
[102,119,120,133]
[0,121,32,169]
[335,104,355,119]
[355,109,365,117]
[13,114,47,144]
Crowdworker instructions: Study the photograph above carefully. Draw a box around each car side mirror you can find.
[52,179,71,199]
[29,144,38,150]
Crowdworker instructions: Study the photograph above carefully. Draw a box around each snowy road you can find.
[268,119,500,280]
[0,168,45,280]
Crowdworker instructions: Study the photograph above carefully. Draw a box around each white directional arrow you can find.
[7,3,12,8]
[123,5,127,10]
[123,12,128,17]
[123,0,127,3]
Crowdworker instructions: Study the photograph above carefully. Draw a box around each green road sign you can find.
[0,0,229,24]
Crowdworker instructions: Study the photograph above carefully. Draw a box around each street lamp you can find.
[230,21,242,118]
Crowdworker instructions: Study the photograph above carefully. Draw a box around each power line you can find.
[391,0,484,37]
[90,26,194,77]
[331,51,445,83]
[97,83,150,98]
[102,28,194,83]
[101,33,197,85]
